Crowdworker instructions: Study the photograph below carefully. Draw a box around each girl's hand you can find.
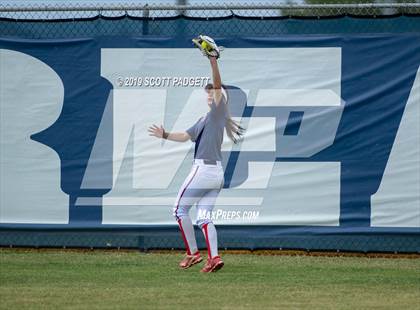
[148,124,165,139]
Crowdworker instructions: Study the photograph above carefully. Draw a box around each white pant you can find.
[173,160,224,228]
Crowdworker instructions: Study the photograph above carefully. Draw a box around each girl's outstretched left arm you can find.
[148,124,190,142]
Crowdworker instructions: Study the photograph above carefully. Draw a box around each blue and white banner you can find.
[0,34,419,250]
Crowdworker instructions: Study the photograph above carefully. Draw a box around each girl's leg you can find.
[202,221,219,259]
[196,189,224,272]
[196,189,220,259]
[173,165,205,256]
[177,216,197,255]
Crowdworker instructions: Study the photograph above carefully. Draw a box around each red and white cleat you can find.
[200,256,224,273]
[179,252,203,269]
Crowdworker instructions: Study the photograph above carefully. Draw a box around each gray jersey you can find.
[186,95,227,161]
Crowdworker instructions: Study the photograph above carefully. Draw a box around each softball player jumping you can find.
[148,35,243,272]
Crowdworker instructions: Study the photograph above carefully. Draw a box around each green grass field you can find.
[1,249,419,310]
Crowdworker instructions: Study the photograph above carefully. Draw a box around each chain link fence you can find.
[2,229,419,253]
[0,2,419,38]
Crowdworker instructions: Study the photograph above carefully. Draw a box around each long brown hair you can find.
[205,83,245,144]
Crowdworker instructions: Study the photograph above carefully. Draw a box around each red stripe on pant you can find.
[177,219,191,255]
[202,223,212,259]
[174,166,199,221]
[174,166,199,255]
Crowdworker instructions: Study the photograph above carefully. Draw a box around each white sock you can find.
[202,222,218,258]
[178,217,198,255]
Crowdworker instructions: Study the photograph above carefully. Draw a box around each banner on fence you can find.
[0,34,419,250]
